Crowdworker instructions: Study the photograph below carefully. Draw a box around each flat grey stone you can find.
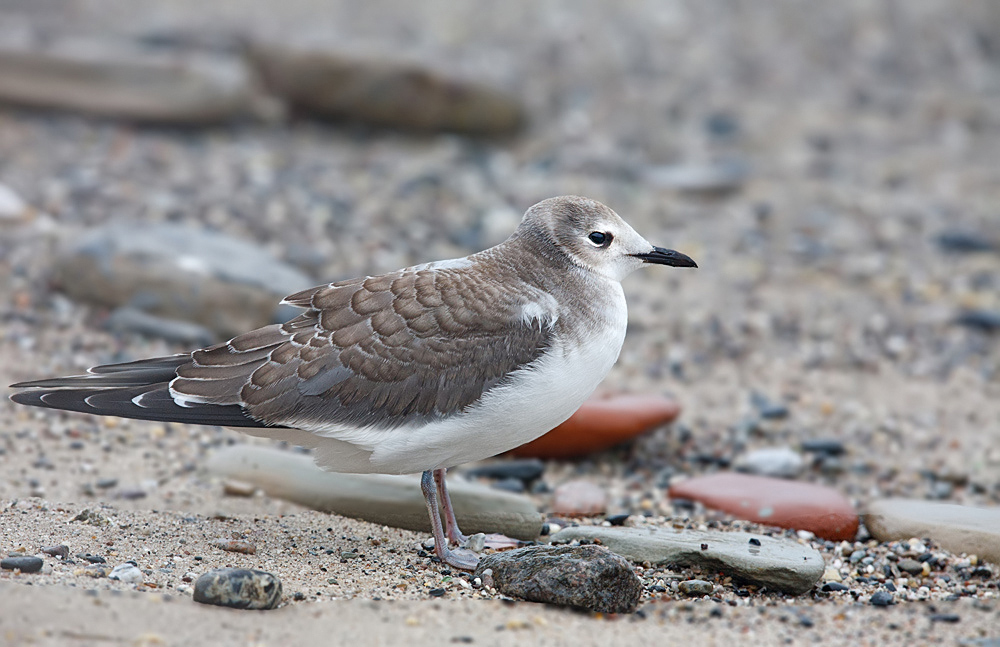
[863,499,1000,564]
[52,222,312,337]
[206,445,543,541]
[105,307,216,346]
[1,556,43,573]
[551,525,824,595]
[474,545,642,613]
[0,31,264,124]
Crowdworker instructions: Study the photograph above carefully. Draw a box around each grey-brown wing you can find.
[169,268,555,431]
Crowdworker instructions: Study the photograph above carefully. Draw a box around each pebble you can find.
[550,480,608,517]
[751,392,790,419]
[464,533,487,553]
[222,479,257,497]
[211,539,257,555]
[1,556,44,573]
[897,558,924,575]
[678,579,714,596]
[95,478,118,489]
[669,473,859,541]
[40,545,69,560]
[465,459,545,485]
[108,562,144,584]
[936,230,998,253]
[644,160,748,195]
[490,478,526,494]
[801,439,846,456]
[0,182,29,221]
[509,394,680,459]
[954,310,1000,333]
[474,545,642,614]
[193,568,282,610]
[551,525,825,595]
[52,222,311,337]
[864,499,1000,564]
[870,591,895,607]
[734,447,805,478]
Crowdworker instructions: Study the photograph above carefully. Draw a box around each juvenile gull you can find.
[10,195,696,570]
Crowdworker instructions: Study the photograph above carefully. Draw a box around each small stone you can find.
[551,480,607,517]
[734,447,804,478]
[822,566,842,582]
[870,591,895,607]
[669,473,858,541]
[928,613,960,623]
[473,545,641,614]
[510,394,680,459]
[465,459,545,485]
[751,392,790,419]
[79,554,106,564]
[0,182,29,221]
[678,579,714,596]
[1,556,43,573]
[801,439,846,456]
[222,480,257,497]
[193,568,282,610]
[108,562,144,584]
[954,310,1000,333]
[490,478,526,494]
[212,539,256,555]
[821,582,849,592]
[95,478,118,489]
[41,545,69,560]
[897,558,924,575]
[936,230,998,253]
[605,514,630,527]
[464,533,487,553]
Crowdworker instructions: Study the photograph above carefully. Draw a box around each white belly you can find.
[248,284,630,474]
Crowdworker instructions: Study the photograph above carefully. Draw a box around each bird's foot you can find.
[438,545,480,571]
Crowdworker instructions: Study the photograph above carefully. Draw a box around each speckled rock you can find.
[52,222,312,337]
[474,544,641,613]
[668,473,859,541]
[108,562,143,584]
[551,525,825,595]
[864,499,1000,564]
[193,568,282,610]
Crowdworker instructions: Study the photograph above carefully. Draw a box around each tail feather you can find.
[9,354,277,429]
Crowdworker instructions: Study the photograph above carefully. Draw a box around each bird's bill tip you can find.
[632,246,697,268]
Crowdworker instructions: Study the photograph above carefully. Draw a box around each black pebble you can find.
[429,588,446,597]
[954,310,1000,332]
[465,459,544,484]
[1,556,43,573]
[801,439,846,456]
[821,582,849,592]
[605,514,629,526]
[928,613,960,623]
[870,591,894,607]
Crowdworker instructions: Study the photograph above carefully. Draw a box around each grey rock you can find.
[897,558,924,575]
[936,230,998,254]
[474,545,642,613]
[206,445,543,541]
[864,499,1000,564]
[193,568,282,610]
[1,556,43,573]
[40,545,69,560]
[0,31,265,124]
[870,590,895,606]
[801,439,846,456]
[954,310,1000,333]
[678,579,714,596]
[551,525,824,595]
[52,223,312,337]
[247,42,524,136]
[734,447,805,478]
[105,307,217,346]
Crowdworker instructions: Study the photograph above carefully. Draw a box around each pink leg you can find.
[420,470,479,571]
[433,468,525,551]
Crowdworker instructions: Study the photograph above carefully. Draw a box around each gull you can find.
[10,195,696,570]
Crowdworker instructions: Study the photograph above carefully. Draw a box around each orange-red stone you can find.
[668,473,859,541]
[509,394,681,459]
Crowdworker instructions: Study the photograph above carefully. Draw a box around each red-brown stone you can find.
[509,394,680,459]
[668,473,859,541]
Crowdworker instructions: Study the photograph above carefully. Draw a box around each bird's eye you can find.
[588,231,612,247]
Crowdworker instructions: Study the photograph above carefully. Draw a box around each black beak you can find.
[632,246,698,268]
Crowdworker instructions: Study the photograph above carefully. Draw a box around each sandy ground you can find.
[2,0,1000,645]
